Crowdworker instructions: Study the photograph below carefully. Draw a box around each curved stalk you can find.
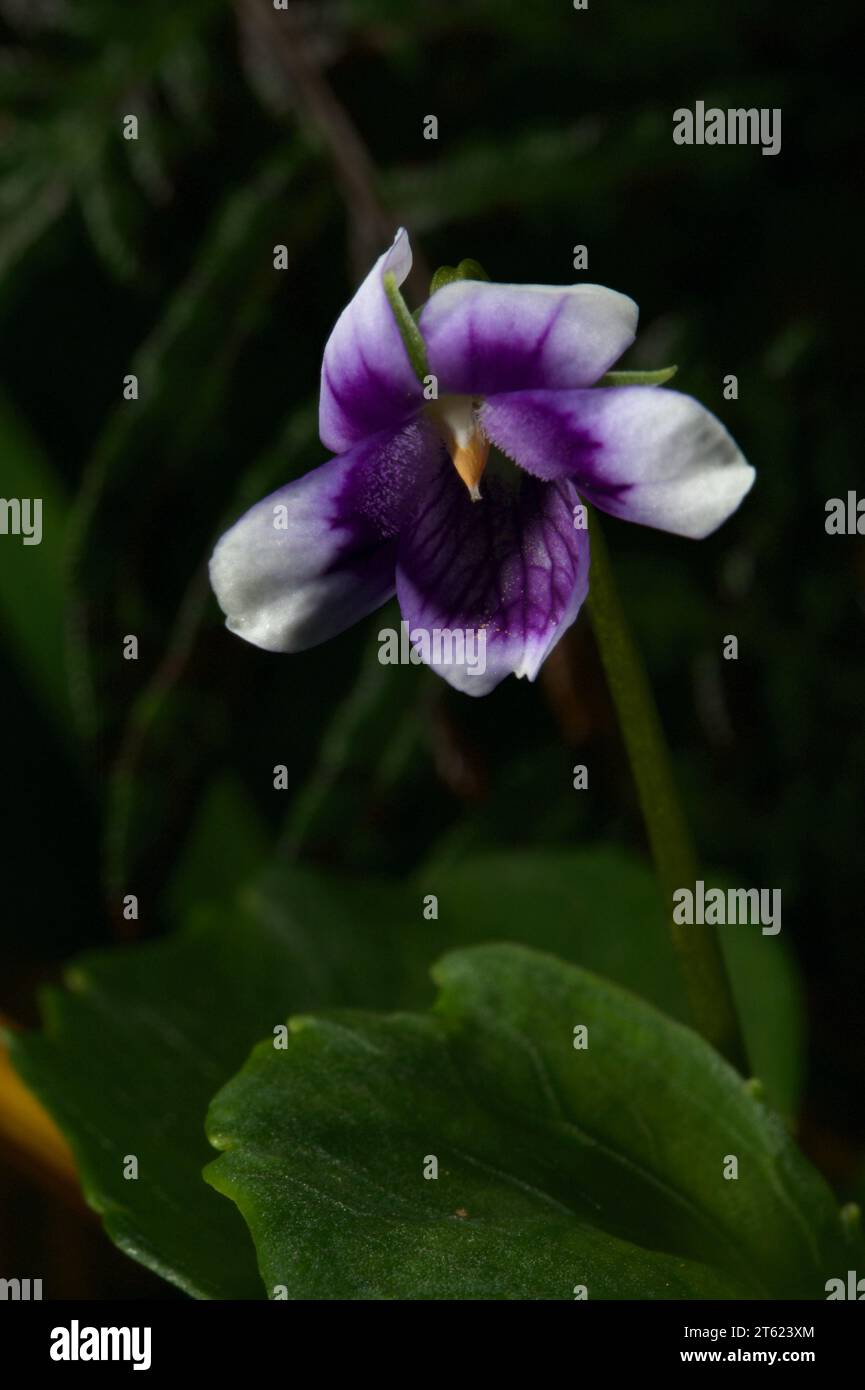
[586,509,749,1072]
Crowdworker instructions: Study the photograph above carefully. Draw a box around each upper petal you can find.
[482,386,755,539]
[319,227,424,453]
[418,280,638,396]
[210,424,439,653]
[395,462,590,696]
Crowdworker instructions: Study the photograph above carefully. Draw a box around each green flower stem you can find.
[586,509,749,1072]
[383,271,429,381]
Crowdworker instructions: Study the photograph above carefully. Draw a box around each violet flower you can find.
[210,229,754,695]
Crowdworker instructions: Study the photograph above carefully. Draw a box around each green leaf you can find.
[205,945,858,1300]
[8,918,265,1299]
[416,848,805,1117]
[8,847,805,1296]
[7,866,413,1299]
[598,365,678,387]
[429,258,490,294]
[455,257,490,282]
[219,848,804,1118]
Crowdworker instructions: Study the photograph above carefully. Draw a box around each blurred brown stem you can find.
[236,0,431,297]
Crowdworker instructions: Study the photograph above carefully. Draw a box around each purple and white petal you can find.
[319,227,423,453]
[210,424,439,653]
[418,280,638,397]
[482,386,755,539]
[395,462,590,696]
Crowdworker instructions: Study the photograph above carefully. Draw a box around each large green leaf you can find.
[418,849,805,1117]
[8,847,806,1297]
[6,867,410,1299]
[229,847,804,1118]
[205,944,858,1300]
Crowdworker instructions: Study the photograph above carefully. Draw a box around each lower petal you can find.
[210,424,438,652]
[395,462,590,696]
[482,386,755,539]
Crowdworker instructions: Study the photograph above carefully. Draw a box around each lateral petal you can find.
[210,424,439,652]
[482,386,755,538]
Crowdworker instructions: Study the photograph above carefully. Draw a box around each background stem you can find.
[586,509,749,1072]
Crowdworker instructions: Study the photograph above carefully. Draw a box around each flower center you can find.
[426,394,489,502]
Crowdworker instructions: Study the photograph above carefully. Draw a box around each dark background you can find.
[0,0,862,1296]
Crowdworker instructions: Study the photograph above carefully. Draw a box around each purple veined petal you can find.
[395,461,590,696]
[418,279,638,397]
[482,386,755,539]
[210,423,440,653]
[319,227,424,453]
